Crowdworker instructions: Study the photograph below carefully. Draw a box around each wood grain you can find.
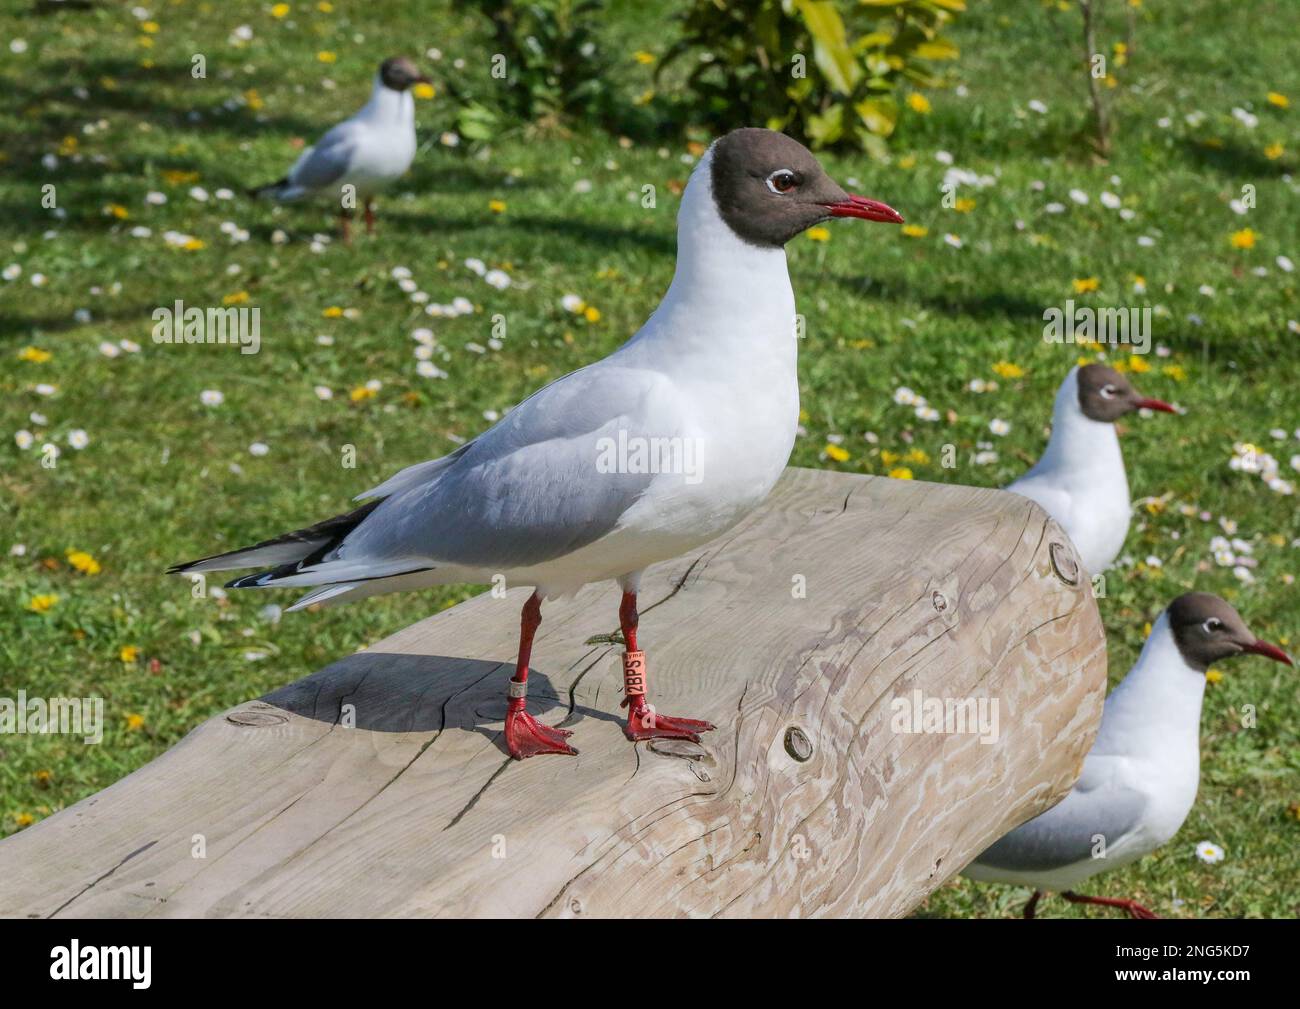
[0,467,1107,918]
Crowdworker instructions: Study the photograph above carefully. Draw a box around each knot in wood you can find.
[1049,541,1080,586]
[784,726,813,762]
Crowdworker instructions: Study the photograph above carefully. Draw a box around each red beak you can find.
[1242,639,1293,665]
[823,195,904,224]
[1134,397,1177,414]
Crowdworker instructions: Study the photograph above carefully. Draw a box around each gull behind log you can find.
[251,56,430,239]
[1006,363,1175,576]
[174,128,903,759]
[964,593,1291,918]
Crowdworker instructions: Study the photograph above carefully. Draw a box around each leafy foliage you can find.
[454,0,617,139]
[657,0,965,156]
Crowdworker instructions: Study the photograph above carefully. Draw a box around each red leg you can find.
[364,198,376,235]
[504,592,577,759]
[618,590,715,743]
[1023,890,1042,919]
[1062,890,1159,919]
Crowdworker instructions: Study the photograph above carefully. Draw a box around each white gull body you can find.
[1005,367,1131,575]
[964,612,1203,891]
[270,74,417,200]
[226,145,799,607]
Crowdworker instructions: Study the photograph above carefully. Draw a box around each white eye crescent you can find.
[1100,384,1118,399]
[766,170,797,195]
[1203,618,1222,633]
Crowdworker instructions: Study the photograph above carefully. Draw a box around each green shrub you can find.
[657,0,965,157]
[453,0,617,138]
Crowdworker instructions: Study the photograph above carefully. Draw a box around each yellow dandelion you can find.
[583,305,601,323]
[141,20,160,33]
[322,305,344,318]
[489,199,507,214]
[904,448,930,465]
[633,51,655,65]
[126,713,146,731]
[27,593,59,613]
[880,449,901,465]
[825,444,850,463]
[888,467,914,480]
[34,769,52,785]
[222,290,250,305]
[1127,355,1150,373]
[105,203,129,219]
[1205,668,1223,684]
[897,155,917,170]
[271,3,290,17]
[1161,364,1187,382]
[806,226,831,242]
[1263,142,1283,160]
[1072,276,1100,293]
[318,1,333,10]
[1267,91,1289,108]
[244,88,264,111]
[901,224,927,238]
[120,645,140,663]
[66,550,102,575]
[992,360,1024,379]
[19,346,52,363]
[349,386,376,402]
[412,82,435,100]
[317,51,337,63]
[15,813,34,828]
[182,238,204,251]
[1230,228,1257,249]
[953,198,976,213]
[907,93,931,115]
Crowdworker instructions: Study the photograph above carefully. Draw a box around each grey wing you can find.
[288,121,359,191]
[338,363,678,570]
[972,762,1148,873]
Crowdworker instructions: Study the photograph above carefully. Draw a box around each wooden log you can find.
[0,468,1107,918]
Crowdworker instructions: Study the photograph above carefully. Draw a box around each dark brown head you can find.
[1076,363,1177,422]
[1167,592,1293,672]
[379,57,430,92]
[708,128,902,248]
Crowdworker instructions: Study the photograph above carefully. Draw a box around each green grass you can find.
[1,0,1297,917]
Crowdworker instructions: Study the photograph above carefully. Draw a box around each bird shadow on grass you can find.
[260,650,621,757]
[1176,137,1292,180]
[385,210,677,257]
[825,271,1049,324]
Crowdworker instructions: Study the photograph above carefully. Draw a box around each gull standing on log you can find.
[173,128,904,759]
[1006,363,1175,576]
[964,593,1291,918]
[250,56,430,240]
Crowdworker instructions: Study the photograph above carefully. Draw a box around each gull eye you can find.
[1100,384,1118,399]
[1202,618,1223,634]
[766,170,798,195]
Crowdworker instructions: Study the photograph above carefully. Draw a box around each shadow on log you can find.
[0,468,1107,918]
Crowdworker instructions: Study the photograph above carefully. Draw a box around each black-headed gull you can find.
[251,56,429,240]
[174,128,904,759]
[1006,363,1175,576]
[964,592,1291,918]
